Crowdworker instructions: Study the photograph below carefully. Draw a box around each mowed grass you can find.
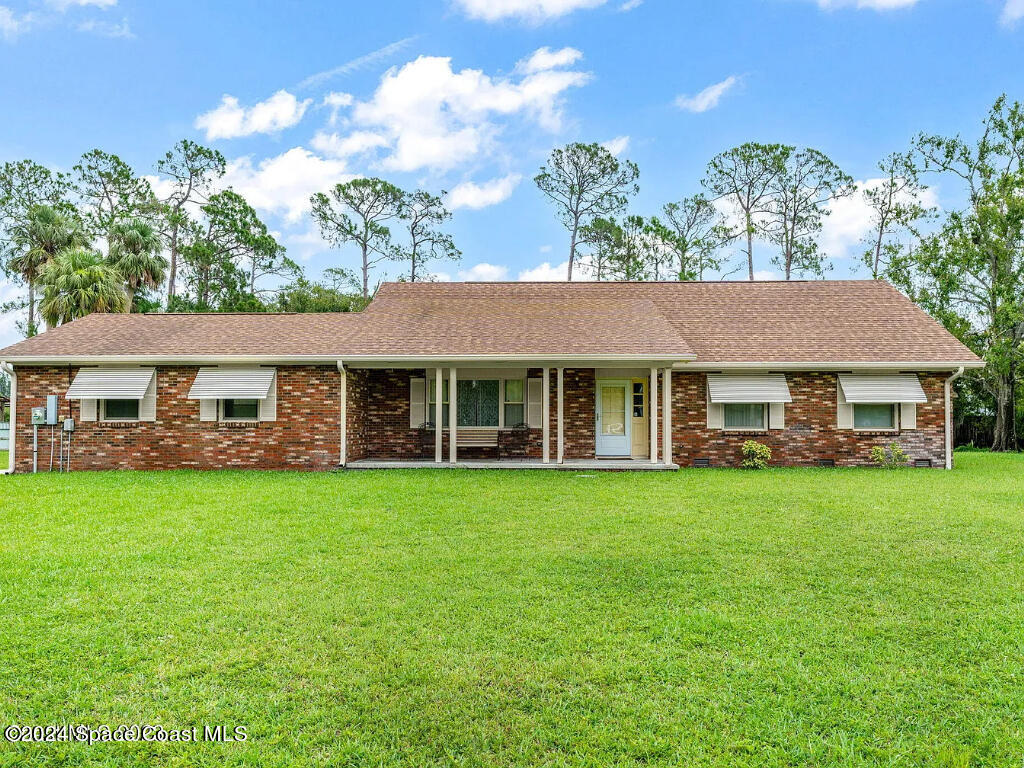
[1,455,1023,767]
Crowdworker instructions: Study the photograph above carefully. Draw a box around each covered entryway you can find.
[596,380,631,457]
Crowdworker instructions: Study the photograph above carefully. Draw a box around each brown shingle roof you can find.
[0,280,980,366]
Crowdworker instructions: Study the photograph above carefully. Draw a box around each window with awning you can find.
[66,368,156,400]
[706,374,791,431]
[188,368,276,399]
[837,374,926,431]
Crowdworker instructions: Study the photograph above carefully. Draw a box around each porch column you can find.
[338,362,346,466]
[435,367,443,463]
[557,367,564,464]
[650,367,659,464]
[662,367,672,466]
[542,367,551,463]
[449,366,457,464]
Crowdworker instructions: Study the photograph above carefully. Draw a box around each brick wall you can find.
[12,365,341,472]
[668,371,947,468]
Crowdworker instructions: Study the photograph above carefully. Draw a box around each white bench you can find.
[456,429,500,448]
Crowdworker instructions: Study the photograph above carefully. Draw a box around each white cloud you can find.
[815,0,918,8]
[221,147,353,223]
[76,17,131,37]
[47,0,116,8]
[0,278,22,348]
[819,177,939,260]
[519,254,597,281]
[752,270,779,281]
[675,75,740,113]
[516,46,583,74]
[453,0,607,23]
[350,52,589,172]
[619,0,642,9]
[539,244,552,253]
[0,7,35,40]
[322,92,353,126]
[1002,0,1024,25]
[446,174,522,210]
[311,130,388,158]
[195,90,313,140]
[459,262,510,281]
[297,37,418,90]
[601,135,630,156]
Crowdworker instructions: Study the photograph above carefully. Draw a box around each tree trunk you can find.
[26,280,36,337]
[167,222,179,303]
[361,242,369,299]
[567,219,579,282]
[124,286,134,313]
[992,372,1018,451]
[745,216,754,281]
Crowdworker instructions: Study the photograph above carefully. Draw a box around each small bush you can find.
[741,440,772,470]
[870,442,909,469]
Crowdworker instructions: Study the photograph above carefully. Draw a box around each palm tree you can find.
[107,219,166,311]
[9,205,86,336]
[38,248,128,326]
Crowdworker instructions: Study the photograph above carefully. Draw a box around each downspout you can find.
[0,361,15,475]
[944,366,965,471]
[337,361,346,467]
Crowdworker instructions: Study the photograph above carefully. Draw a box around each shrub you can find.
[870,442,909,469]
[741,440,772,470]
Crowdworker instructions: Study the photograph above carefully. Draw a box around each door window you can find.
[601,386,627,435]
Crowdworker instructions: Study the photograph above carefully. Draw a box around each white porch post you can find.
[435,367,444,463]
[662,367,672,466]
[650,367,659,464]
[337,361,346,466]
[449,367,457,464]
[542,367,551,464]
[557,367,564,464]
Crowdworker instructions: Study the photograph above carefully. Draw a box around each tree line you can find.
[0,97,1021,451]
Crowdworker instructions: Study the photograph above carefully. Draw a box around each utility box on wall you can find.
[46,394,58,425]
[31,407,46,425]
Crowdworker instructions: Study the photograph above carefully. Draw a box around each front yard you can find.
[1,454,1023,766]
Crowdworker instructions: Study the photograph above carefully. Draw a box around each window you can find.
[222,398,259,420]
[723,403,766,430]
[503,379,525,426]
[632,382,644,418]
[457,380,499,427]
[854,403,896,430]
[428,379,450,427]
[102,399,139,421]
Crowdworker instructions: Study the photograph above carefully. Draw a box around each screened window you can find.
[723,403,766,430]
[854,403,896,430]
[222,398,259,420]
[503,379,525,426]
[457,380,499,427]
[428,379,450,427]
[103,399,139,421]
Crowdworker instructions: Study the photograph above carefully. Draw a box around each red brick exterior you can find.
[668,372,947,468]
[10,365,949,472]
[12,365,341,472]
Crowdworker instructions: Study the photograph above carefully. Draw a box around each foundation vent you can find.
[817,459,836,467]
[914,459,932,468]
[692,458,711,468]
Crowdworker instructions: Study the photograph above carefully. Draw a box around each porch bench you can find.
[456,429,500,448]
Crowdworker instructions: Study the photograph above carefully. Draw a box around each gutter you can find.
[337,360,346,467]
[0,361,14,475]
[945,366,966,470]
[676,361,986,372]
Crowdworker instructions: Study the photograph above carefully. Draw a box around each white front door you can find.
[596,380,631,457]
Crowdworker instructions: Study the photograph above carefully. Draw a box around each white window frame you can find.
[219,398,261,423]
[722,402,768,432]
[100,398,140,422]
[501,378,526,429]
[853,402,898,432]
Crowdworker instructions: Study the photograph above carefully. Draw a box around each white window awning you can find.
[838,373,927,404]
[188,367,275,400]
[66,367,155,400]
[707,374,792,403]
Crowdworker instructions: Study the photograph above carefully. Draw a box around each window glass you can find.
[223,399,259,420]
[854,403,895,429]
[503,379,525,426]
[457,380,499,427]
[632,382,644,418]
[428,379,450,426]
[723,403,765,430]
[104,399,139,420]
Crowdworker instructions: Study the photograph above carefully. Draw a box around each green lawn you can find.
[2,454,1023,767]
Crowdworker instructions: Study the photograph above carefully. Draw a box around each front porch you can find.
[340,362,678,468]
[345,458,679,471]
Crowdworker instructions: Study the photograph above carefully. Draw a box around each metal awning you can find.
[707,374,792,403]
[66,367,155,399]
[838,373,927,403]
[187,367,275,399]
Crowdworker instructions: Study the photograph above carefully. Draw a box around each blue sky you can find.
[1,0,1023,345]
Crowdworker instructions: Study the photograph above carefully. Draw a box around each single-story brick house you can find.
[0,280,982,473]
